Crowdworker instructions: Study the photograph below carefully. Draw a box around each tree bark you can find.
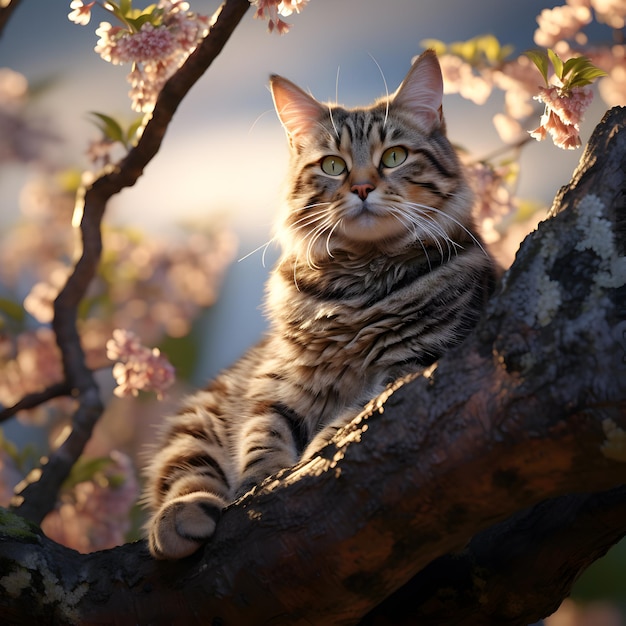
[0,107,624,625]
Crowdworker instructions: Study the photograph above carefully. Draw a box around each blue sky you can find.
[0,0,608,377]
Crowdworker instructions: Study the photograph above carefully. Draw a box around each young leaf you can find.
[0,297,25,323]
[63,456,115,490]
[420,38,448,57]
[118,0,132,16]
[568,66,608,89]
[547,49,564,81]
[525,49,549,85]
[88,112,125,145]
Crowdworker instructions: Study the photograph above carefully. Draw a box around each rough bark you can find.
[0,108,624,625]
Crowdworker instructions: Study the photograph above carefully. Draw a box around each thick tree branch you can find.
[0,107,624,625]
[359,488,626,625]
[9,0,251,524]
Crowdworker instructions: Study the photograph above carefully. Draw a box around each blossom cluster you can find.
[529,83,594,149]
[0,167,235,410]
[106,329,175,399]
[0,440,138,553]
[40,450,139,552]
[250,0,309,33]
[428,0,622,152]
[69,1,210,111]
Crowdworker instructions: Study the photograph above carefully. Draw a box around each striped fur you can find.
[143,50,496,559]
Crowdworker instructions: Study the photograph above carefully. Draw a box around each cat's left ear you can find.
[270,75,326,146]
[392,49,444,132]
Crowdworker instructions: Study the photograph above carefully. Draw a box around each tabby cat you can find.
[143,50,496,559]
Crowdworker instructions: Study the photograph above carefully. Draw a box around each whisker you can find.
[368,53,389,128]
[388,208,433,272]
[289,205,332,230]
[238,238,276,265]
[325,218,342,258]
[389,203,448,259]
[328,104,340,140]
[407,201,488,257]
[305,216,335,269]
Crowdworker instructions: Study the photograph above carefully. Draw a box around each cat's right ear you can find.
[270,75,325,146]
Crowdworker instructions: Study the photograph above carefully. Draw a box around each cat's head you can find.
[270,50,475,265]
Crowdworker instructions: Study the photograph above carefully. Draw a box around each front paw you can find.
[148,492,225,559]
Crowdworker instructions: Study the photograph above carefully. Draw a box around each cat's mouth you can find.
[341,202,406,242]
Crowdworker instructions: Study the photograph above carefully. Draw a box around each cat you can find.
[143,49,496,559]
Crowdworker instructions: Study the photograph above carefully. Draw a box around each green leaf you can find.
[88,111,126,145]
[561,56,607,89]
[63,456,115,490]
[547,49,564,81]
[450,39,478,64]
[562,56,586,78]
[118,0,132,15]
[525,49,549,85]
[500,44,515,61]
[477,34,503,64]
[567,70,607,89]
[0,297,25,323]
[420,38,448,57]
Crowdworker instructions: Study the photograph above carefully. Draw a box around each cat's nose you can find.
[351,183,375,200]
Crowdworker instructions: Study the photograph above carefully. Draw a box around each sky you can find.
[0,0,610,379]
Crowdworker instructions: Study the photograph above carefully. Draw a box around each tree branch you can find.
[0,107,624,625]
[0,383,72,423]
[8,0,251,524]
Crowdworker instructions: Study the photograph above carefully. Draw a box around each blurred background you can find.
[0,1,624,623]
[1,0,606,378]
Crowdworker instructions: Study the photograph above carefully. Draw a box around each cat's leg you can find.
[144,394,235,560]
[301,406,359,461]
[234,404,303,497]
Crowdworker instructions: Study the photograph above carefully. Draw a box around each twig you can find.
[0,382,72,423]
[9,0,251,525]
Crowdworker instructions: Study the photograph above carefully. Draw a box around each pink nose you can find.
[351,183,375,200]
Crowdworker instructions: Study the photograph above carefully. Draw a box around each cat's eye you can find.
[381,146,408,168]
[321,155,347,176]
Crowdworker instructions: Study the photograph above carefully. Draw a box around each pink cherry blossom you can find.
[534,4,592,47]
[106,329,175,399]
[41,450,139,552]
[438,54,493,105]
[68,0,95,26]
[591,0,626,28]
[529,85,593,150]
[251,0,308,33]
[82,1,210,111]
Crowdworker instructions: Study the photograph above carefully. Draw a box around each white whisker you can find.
[328,104,340,140]
[325,218,342,258]
[238,238,276,265]
[368,53,389,128]
[389,208,433,271]
[388,203,449,259]
[407,201,488,257]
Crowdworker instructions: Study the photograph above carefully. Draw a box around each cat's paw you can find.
[148,492,224,559]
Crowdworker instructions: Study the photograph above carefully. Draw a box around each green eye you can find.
[381,146,408,168]
[321,155,347,176]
